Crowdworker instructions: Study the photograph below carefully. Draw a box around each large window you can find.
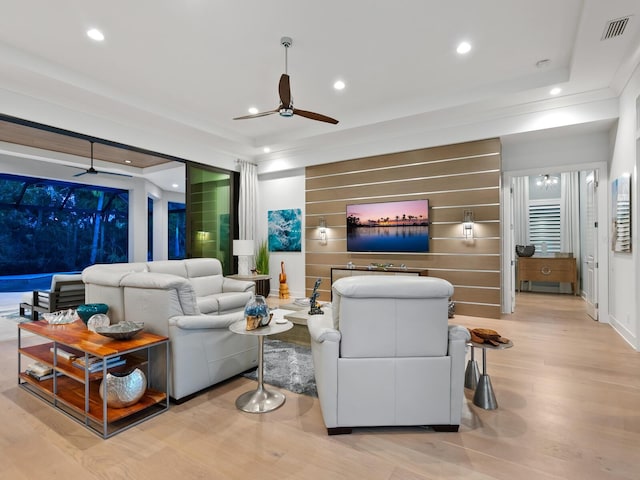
[168,201,186,259]
[0,174,128,276]
[528,200,562,253]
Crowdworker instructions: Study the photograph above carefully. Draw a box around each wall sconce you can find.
[319,217,327,245]
[462,210,474,239]
[196,231,210,241]
[233,239,254,276]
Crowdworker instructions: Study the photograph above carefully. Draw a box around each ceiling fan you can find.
[233,37,339,125]
[73,142,132,177]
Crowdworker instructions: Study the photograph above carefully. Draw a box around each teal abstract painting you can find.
[268,209,302,251]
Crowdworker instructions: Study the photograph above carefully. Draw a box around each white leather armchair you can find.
[308,275,470,435]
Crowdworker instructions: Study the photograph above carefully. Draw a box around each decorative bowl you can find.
[515,245,535,257]
[94,321,144,340]
[76,303,109,323]
[99,368,146,408]
[87,313,111,332]
[42,309,77,324]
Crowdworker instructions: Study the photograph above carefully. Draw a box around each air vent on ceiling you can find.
[601,16,631,40]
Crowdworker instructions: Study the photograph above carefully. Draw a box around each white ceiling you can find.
[1,0,639,180]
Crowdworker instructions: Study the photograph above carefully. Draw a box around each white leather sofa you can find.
[308,275,470,434]
[82,258,259,401]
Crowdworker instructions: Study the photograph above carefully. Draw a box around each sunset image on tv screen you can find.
[346,199,429,252]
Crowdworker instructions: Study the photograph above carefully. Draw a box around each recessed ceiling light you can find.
[172,183,179,189]
[87,28,105,42]
[456,41,471,54]
[248,107,259,115]
[333,80,345,90]
[124,160,132,164]
[550,87,562,95]
[263,147,271,153]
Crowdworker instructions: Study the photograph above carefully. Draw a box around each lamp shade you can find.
[233,239,254,256]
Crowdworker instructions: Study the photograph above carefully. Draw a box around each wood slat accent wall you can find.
[305,138,502,318]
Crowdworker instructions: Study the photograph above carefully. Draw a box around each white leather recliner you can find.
[308,275,470,435]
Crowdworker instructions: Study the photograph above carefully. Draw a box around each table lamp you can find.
[233,239,254,276]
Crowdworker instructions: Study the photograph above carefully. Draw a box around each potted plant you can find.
[255,239,270,275]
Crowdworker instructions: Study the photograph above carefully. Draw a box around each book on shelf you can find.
[27,361,52,377]
[72,356,125,372]
[25,369,63,381]
[49,347,77,361]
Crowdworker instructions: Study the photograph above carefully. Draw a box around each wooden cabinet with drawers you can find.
[516,256,578,295]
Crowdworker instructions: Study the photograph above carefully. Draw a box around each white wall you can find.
[258,169,306,299]
[502,129,611,172]
[608,62,640,350]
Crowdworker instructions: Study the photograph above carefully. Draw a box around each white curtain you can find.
[238,159,258,241]
[560,171,580,293]
[513,176,529,245]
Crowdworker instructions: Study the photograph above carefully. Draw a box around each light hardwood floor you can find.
[0,292,638,479]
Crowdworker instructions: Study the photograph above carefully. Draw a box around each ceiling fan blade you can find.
[72,167,131,178]
[233,110,279,120]
[293,108,339,124]
[279,74,291,107]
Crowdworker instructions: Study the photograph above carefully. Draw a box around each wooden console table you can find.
[330,266,428,286]
[18,320,169,438]
[516,256,578,295]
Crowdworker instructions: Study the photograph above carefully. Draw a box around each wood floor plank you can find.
[1,292,639,479]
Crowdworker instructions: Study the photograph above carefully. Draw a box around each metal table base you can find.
[228,320,294,414]
[466,340,513,410]
[235,336,286,413]
[472,347,497,409]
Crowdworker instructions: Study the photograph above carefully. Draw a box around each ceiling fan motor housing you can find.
[280,36,292,48]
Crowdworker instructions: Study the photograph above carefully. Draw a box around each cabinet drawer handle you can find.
[541,266,552,275]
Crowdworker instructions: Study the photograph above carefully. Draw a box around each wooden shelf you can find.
[20,342,148,382]
[19,373,167,423]
[18,320,169,438]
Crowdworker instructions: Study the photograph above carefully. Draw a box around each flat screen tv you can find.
[346,199,429,253]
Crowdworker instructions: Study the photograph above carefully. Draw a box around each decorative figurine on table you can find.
[308,278,324,315]
[279,261,290,299]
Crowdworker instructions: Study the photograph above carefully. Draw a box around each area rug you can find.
[242,339,317,397]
